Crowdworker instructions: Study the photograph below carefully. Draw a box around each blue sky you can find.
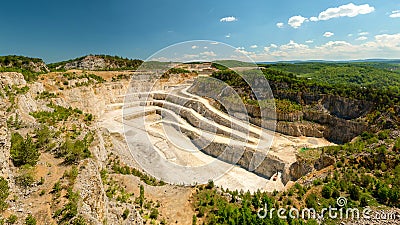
[0,0,399,62]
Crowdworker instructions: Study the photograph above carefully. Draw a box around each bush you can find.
[149,208,159,220]
[25,215,36,225]
[122,209,129,220]
[305,193,318,209]
[15,166,35,188]
[6,215,17,224]
[0,177,9,211]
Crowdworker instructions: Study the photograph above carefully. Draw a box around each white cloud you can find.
[305,40,314,43]
[356,36,368,41]
[264,44,278,52]
[358,32,369,36]
[276,22,284,28]
[225,34,231,38]
[220,16,238,22]
[323,32,334,37]
[288,15,308,28]
[200,51,217,57]
[250,45,258,49]
[280,40,309,51]
[191,45,198,49]
[285,3,374,28]
[389,10,400,18]
[244,33,400,62]
[373,33,400,48]
[348,34,354,37]
[317,3,375,21]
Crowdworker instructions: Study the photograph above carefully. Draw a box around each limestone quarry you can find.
[2,58,389,224]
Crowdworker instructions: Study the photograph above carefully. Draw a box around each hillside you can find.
[48,55,143,71]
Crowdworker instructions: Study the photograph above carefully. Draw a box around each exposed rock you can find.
[189,79,372,143]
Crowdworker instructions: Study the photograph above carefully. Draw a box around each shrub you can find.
[15,166,35,188]
[149,208,159,220]
[6,215,17,224]
[122,209,129,220]
[25,215,36,225]
[0,177,9,211]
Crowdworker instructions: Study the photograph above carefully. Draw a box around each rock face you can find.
[60,55,142,71]
[289,154,335,181]
[65,55,108,71]
[188,78,372,143]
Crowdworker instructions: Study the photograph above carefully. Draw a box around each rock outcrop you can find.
[188,78,372,143]
[55,55,142,71]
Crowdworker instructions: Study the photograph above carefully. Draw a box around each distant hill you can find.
[0,55,49,81]
[47,55,143,71]
[0,55,49,73]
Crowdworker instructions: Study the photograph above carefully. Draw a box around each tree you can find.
[321,185,332,199]
[348,185,360,201]
[10,133,40,167]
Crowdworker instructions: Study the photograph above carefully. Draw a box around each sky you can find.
[0,0,399,63]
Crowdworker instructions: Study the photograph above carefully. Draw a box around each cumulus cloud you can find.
[389,10,400,18]
[358,32,369,36]
[200,51,217,57]
[285,3,374,28]
[305,40,314,43]
[356,36,368,41]
[323,32,334,37]
[191,45,198,49]
[317,3,375,21]
[250,45,258,49]
[288,15,308,28]
[246,33,400,62]
[276,22,284,28]
[220,16,238,22]
[225,33,231,38]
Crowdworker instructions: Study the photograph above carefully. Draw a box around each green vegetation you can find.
[62,72,105,83]
[110,160,165,186]
[15,165,36,188]
[30,103,84,125]
[275,99,302,113]
[161,67,192,79]
[0,177,9,211]
[25,215,36,225]
[0,55,46,82]
[6,215,18,224]
[122,209,130,220]
[56,132,93,164]
[193,180,288,224]
[48,55,143,71]
[35,91,57,100]
[10,133,40,167]
[53,188,80,223]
